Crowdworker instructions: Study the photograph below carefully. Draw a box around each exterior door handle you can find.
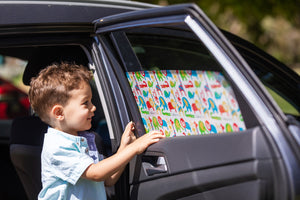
[142,156,167,176]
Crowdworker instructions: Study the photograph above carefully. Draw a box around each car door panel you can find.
[129,127,273,199]
[134,170,262,200]
[93,3,297,200]
[175,181,262,200]
[143,127,268,176]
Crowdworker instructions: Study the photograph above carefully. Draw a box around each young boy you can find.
[29,62,164,200]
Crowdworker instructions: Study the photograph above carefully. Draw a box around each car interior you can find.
[0,25,298,199]
[0,45,112,200]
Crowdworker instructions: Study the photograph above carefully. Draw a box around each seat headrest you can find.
[23,46,89,85]
[10,116,48,146]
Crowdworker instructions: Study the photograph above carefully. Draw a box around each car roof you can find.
[0,1,157,85]
[0,0,157,28]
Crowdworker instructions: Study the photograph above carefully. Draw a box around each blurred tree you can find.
[138,0,300,73]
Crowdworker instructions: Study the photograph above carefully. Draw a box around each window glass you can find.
[126,70,245,137]
[128,33,220,70]
[265,86,299,116]
[257,71,300,117]
[251,63,300,117]
[230,40,300,118]
[125,32,246,137]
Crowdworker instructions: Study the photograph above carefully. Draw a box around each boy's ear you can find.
[51,105,64,120]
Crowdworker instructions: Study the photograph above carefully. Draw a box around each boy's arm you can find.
[82,141,137,183]
[81,130,164,184]
[104,121,137,186]
[103,144,128,186]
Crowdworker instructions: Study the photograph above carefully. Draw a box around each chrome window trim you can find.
[95,15,187,34]
[93,39,131,140]
[90,47,115,140]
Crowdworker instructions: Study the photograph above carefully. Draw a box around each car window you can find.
[265,86,299,116]
[128,32,220,70]
[0,55,29,119]
[248,57,300,118]
[125,33,246,137]
[225,32,300,118]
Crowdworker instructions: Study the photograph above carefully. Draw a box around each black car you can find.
[1,1,299,200]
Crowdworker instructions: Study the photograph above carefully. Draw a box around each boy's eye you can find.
[83,101,89,105]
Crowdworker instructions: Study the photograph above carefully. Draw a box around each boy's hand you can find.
[133,130,165,154]
[120,122,137,149]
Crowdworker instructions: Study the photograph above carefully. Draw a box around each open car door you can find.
[92,4,299,200]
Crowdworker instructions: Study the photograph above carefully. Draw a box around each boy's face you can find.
[61,81,96,135]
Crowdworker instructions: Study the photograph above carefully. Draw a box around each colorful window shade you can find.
[126,70,246,137]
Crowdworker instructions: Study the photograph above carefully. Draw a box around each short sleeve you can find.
[42,132,94,185]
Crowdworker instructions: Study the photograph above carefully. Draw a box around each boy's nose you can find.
[91,104,96,112]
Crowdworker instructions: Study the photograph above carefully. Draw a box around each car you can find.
[0,1,299,200]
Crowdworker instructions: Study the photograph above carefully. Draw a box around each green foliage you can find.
[143,0,299,26]
[138,0,300,73]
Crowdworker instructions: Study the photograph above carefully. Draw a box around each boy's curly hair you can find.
[29,62,93,124]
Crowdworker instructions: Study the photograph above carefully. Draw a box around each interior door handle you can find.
[142,156,167,176]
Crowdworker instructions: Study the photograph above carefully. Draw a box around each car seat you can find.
[9,116,47,200]
[10,48,112,198]
[10,115,109,200]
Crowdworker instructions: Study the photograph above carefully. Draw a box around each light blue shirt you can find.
[38,127,107,200]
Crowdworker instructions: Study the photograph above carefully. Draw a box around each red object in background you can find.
[20,97,30,110]
[0,83,15,94]
[0,78,30,119]
[0,102,8,119]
